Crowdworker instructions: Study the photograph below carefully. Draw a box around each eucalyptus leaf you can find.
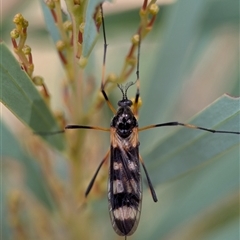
[0,43,65,151]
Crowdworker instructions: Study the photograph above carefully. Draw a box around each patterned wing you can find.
[108,141,142,236]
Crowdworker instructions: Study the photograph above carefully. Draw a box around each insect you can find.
[38,3,240,239]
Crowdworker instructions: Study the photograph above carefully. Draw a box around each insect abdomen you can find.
[108,146,142,236]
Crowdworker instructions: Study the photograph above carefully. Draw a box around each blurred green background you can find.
[1,0,239,240]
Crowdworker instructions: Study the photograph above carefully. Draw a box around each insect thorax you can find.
[111,106,138,138]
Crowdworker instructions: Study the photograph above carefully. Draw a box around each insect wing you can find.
[108,133,142,236]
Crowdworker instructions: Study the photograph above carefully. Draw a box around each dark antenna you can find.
[117,81,134,100]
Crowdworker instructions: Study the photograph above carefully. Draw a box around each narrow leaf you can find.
[144,94,240,185]
[0,43,65,150]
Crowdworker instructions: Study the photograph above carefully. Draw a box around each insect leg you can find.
[139,155,158,202]
[139,121,240,134]
[35,125,110,136]
[132,34,141,117]
[85,150,110,197]
[100,4,116,114]
[65,124,110,132]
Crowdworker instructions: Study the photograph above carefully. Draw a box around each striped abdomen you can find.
[108,144,142,236]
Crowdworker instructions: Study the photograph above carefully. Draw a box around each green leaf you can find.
[144,94,240,185]
[1,119,55,211]
[0,43,65,151]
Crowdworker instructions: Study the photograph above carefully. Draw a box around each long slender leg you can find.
[139,121,240,134]
[65,124,110,132]
[35,125,110,135]
[139,155,158,202]
[85,150,110,197]
[100,4,116,114]
[132,34,141,117]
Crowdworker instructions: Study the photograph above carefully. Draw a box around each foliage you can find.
[1,0,239,240]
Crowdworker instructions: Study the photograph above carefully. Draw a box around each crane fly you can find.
[37,3,240,239]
